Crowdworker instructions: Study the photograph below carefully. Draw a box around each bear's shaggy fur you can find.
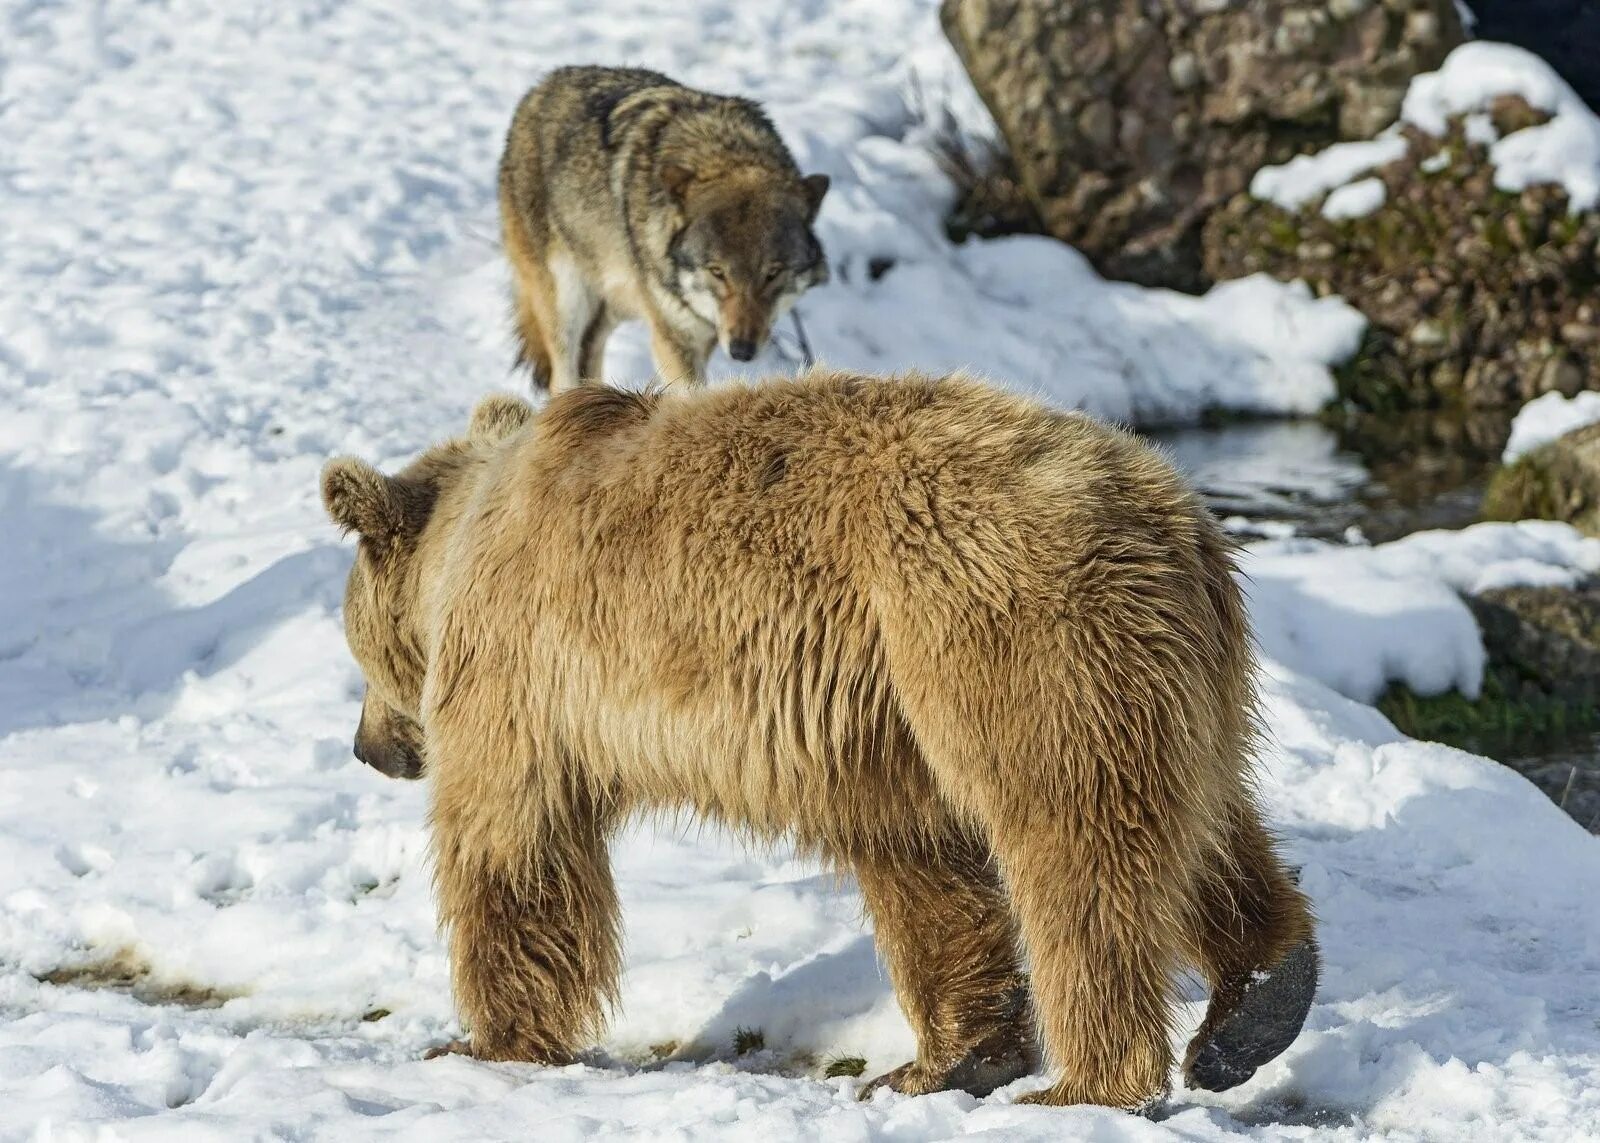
[323,372,1315,1109]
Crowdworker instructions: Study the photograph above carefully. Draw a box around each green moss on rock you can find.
[1483,422,1600,537]
[1378,671,1596,760]
[1204,107,1600,412]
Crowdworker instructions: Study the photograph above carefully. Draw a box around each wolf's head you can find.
[664,165,830,363]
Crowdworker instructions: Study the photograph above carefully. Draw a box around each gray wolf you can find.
[499,67,830,390]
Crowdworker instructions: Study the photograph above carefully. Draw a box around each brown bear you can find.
[321,371,1317,1110]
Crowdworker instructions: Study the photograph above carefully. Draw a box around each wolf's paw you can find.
[1184,937,1320,1093]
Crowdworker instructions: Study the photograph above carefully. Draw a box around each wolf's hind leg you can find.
[541,249,605,394]
[500,177,556,390]
[578,304,616,384]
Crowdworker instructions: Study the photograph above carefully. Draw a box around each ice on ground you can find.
[3,0,1599,1139]
[1252,40,1600,213]
[1504,389,1600,462]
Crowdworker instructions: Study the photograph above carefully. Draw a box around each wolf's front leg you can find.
[648,320,709,387]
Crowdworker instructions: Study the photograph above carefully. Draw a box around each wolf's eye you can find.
[707,266,726,281]
[763,266,783,284]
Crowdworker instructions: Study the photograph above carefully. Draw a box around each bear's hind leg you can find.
[431,789,621,1064]
[1181,804,1318,1093]
[851,828,1035,1099]
[979,797,1185,1112]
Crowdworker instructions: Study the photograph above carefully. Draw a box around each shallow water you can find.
[1507,733,1600,834]
[1154,408,1600,831]
[1150,408,1513,544]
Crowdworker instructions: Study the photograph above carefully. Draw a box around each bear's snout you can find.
[354,732,424,780]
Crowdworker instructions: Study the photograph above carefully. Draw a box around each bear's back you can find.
[496,371,1215,600]
[430,372,1246,836]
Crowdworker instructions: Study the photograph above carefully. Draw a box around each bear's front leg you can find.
[851,829,1037,1099]
[430,782,621,1064]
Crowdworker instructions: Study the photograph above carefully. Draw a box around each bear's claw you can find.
[422,1038,474,1061]
[1184,937,1319,1093]
[860,1030,1035,1101]
[860,1048,1032,1101]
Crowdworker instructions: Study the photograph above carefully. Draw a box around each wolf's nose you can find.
[728,339,757,362]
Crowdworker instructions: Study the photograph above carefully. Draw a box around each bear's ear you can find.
[800,173,830,220]
[469,392,535,444]
[321,457,404,543]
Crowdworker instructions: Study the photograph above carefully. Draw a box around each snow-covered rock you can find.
[1504,390,1600,463]
[1403,41,1600,209]
[1243,521,1600,703]
[1209,41,1600,410]
[1252,137,1409,213]
[1250,41,1600,214]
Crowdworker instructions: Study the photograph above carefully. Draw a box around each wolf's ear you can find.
[322,457,404,543]
[660,162,695,201]
[801,173,830,220]
[469,393,535,444]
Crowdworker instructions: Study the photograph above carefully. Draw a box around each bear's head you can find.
[321,393,535,779]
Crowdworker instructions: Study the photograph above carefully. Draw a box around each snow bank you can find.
[789,247,1361,425]
[1503,389,1600,461]
[1243,521,1600,703]
[1252,41,1600,213]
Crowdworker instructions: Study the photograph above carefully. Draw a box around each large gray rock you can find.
[1467,579,1600,831]
[941,0,1464,291]
[1470,580,1600,693]
[1483,422,1600,536]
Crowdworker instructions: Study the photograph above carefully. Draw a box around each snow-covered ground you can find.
[4,1,1600,1140]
